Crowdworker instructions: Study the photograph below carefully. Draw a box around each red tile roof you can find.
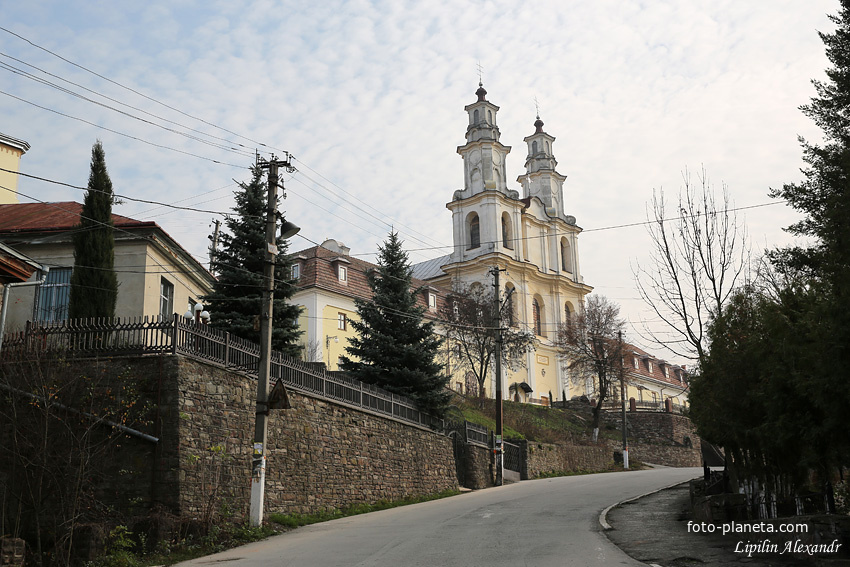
[624,342,688,389]
[291,244,449,313]
[0,202,153,233]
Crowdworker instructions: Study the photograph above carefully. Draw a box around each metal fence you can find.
[2,315,442,430]
[503,441,521,473]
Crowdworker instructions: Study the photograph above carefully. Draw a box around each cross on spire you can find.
[534,96,541,119]
[476,61,484,86]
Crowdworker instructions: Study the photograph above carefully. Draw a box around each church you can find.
[291,83,594,405]
[409,82,593,403]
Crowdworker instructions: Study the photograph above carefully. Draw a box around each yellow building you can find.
[0,202,215,330]
[289,238,441,370]
[0,133,29,204]
[411,84,592,403]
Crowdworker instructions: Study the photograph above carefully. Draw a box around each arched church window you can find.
[545,141,550,154]
[501,213,513,249]
[533,298,543,336]
[532,141,538,155]
[560,238,572,272]
[468,214,480,249]
[505,284,516,327]
[487,110,493,123]
[473,109,479,124]
[564,302,572,323]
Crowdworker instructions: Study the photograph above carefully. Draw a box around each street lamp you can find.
[184,302,210,324]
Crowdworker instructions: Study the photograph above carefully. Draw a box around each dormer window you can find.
[662,366,669,379]
[331,256,351,284]
[428,292,437,310]
[633,357,639,369]
[291,263,300,280]
[647,360,653,373]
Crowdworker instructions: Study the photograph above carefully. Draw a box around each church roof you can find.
[410,254,451,281]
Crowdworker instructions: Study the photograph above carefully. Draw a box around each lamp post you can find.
[184,302,210,324]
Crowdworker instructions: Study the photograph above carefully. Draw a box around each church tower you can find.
[455,82,512,197]
[516,116,567,219]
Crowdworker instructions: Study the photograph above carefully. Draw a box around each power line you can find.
[0,58,254,157]
[0,26,285,156]
[0,89,247,168]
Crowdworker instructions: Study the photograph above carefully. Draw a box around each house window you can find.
[663,366,669,379]
[428,292,437,310]
[647,360,653,373]
[36,267,71,322]
[532,299,542,336]
[160,278,174,320]
[291,263,300,279]
[338,265,347,282]
[469,214,480,249]
[633,357,639,369]
[338,313,347,331]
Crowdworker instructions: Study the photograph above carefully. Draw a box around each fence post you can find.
[225,332,230,367]
[171,313,179,355]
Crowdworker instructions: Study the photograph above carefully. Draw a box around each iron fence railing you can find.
[465,421,490,448]
[503,441,521,473]
[2,315,442,430]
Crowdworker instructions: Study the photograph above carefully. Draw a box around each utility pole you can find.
[208,219,221,272]
[619,330,629,469]
[250,153,294,527]
[490,266,505,486]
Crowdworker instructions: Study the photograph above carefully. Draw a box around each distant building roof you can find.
[411,254,451,281]
[0,133,30,154]
[0,202,152,233]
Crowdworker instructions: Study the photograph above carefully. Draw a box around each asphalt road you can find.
[179,467,702,567]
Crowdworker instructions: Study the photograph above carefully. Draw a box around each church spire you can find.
[456,83,511,196]
[517,114,567,218]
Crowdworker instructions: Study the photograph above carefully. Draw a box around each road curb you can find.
[598,478,693,531]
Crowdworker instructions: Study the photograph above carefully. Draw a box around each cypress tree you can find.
[339,231,448,415]
[68,141,118,319]
[204,165,302,356]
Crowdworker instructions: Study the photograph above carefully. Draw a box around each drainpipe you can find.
[0,267,49,354]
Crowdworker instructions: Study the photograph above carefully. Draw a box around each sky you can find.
[0,0,838,363]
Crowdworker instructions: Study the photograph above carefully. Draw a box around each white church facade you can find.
[410,83,593,403]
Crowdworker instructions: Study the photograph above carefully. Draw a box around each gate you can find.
[503,441,522,482]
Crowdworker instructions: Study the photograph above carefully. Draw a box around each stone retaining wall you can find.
[173,356,458,517]
[519,440,612,479]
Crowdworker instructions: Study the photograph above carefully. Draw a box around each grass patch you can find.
[267,489,460,529]
[86,522,277,567]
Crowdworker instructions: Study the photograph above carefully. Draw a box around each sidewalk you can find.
[603,480,850,567]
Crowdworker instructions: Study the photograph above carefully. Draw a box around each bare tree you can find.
[635,167,749,365]
[440,282,536,401]
[555,295,626,442]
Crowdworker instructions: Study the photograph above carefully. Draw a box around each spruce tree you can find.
[205,165,302,356]
[768,0,850,473]
[339,232,448,415]
[68,141,118,319]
